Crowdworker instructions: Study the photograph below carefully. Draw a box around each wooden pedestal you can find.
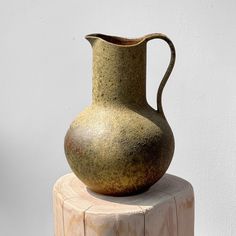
[53,173,194,236]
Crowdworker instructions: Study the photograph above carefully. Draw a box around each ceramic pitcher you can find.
[64,33,176,196]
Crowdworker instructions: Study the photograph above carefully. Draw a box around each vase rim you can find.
[85,33,146,47]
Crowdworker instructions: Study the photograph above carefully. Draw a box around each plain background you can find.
[1,0,236,235]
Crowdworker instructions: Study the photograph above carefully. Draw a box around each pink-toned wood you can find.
[53,173,194,236]
[53,190,64,236]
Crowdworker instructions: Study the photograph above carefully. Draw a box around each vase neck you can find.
[86,34,148,106]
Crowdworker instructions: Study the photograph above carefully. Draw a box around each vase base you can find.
[86,184,152,197]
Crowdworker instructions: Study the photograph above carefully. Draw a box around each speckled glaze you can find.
[65,33,176,196]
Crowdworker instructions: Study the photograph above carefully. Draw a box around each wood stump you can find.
[53,173,194,236]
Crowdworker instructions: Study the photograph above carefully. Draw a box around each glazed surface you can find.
[65,104,174,195]
[65,33,175,195]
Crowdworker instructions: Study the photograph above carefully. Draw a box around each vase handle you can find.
[144,33,176,118]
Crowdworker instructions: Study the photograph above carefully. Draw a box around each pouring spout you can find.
[85,34,99,46]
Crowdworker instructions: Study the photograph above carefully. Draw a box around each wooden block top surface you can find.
[53,173,193,214]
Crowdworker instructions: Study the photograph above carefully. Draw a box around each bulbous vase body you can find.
[65,33,176,196]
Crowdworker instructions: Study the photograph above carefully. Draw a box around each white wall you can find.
[1,0,235,235]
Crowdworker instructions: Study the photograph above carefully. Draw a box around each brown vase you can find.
[64,33,176,196]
